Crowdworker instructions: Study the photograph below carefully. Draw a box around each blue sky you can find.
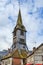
[0,0,43,51]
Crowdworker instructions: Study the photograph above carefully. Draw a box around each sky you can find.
[0,0,43,51]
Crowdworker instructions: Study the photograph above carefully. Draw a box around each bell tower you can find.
[11,9,28,59]
[13,9,26,46]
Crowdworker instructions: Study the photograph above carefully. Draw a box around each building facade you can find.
[26,44,43,65]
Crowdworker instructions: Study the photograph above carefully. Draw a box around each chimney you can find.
[33,47,36,51]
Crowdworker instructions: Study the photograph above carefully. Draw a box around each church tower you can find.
[12,9,28,59]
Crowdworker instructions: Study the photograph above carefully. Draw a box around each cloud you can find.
[0,0,19,50]
[5,0,12,6]
[0,0,43,50]
[38,29,43,36]
[0,26,13,50]
[34,0,43,7]
[37,7,43,19]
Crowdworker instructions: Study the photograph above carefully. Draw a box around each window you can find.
[20,39,24,42]
[21,31,24,35]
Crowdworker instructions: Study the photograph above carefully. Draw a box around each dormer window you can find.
[21,30,24,35]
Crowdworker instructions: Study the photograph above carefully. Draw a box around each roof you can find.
[0,50,9,59]
[1,43,43,60]
[1,53,12,60]
[13,9,26,32]
[12,49,28,59]
[1,48,28,60]
[27,43,43,58]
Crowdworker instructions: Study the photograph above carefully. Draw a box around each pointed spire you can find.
[17,9,22,25]
[13,9,26,33]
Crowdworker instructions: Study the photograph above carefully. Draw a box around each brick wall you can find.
[12,58,21,65]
